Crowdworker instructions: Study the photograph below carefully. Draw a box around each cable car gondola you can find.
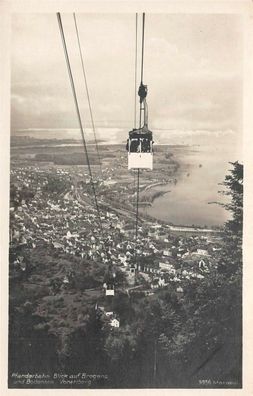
[105,284,115,296]
[104,267,116,296]
[127,67,153,169]
[127,123,153,170]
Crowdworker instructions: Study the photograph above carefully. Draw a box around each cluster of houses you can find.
[10,165,223,294]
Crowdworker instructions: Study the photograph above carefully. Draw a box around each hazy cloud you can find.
[11,13,243,137]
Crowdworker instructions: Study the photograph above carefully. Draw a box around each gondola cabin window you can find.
[127,127,153,170]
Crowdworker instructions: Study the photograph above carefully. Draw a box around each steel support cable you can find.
[140,12,145,84]
[132,14,138,214]
[144,99,148,126]
[132,170,136,206]
[72,15,118,269]
[56,13,113,260]
[73,13,103,178]
[135,13,146,264]
[135,169,140,242]
[72,14,118,270]
[57,13,113,267]
[139,13,146,129]
[134,13,138,129]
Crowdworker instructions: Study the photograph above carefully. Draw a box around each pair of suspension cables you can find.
[57,13,112,265]
[134,13,146,262]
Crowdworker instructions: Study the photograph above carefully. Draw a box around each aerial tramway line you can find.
[128,13,154,273]
[127,13,153,171]
[57,12,153,295]
[57,12,116,296]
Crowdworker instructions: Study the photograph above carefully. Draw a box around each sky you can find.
[11,13,243,149]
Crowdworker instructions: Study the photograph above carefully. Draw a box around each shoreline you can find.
[139,189,170,205]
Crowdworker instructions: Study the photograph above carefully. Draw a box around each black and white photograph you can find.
[2,1,251,391]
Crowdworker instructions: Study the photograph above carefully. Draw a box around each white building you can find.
[159,262,175,273]
[110,318,120,328]
[163,249,172,257]
[197,248,209,256]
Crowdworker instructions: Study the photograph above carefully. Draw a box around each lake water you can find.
[13,130,241,227]
[140,145,241,227]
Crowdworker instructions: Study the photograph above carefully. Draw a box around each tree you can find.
[63,308,107,375]
[144,162,243,387]
[219,161,243,235]
[43,174,70,195]
[181,162,243,385]
[217,161,243,276]
[104,326,137,387]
